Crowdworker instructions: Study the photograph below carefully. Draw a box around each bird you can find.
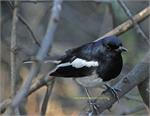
[49,36,127,112]
[49,36,127,81]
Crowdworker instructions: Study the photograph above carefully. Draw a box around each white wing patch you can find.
[49,58,98,76]
[55,58,98,69]
[71,58,98,68]
[49,62,71,75]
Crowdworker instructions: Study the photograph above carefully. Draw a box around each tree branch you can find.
[117,0,149,45]
[40,79,55,116]
[10,1,20,114]
[10,0,18,98]
[81,51,149,115]
[95,7,150,41]
[11,0,63,109]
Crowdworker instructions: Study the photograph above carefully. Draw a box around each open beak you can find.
[116,46,128,52]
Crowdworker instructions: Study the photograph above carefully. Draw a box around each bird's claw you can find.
[87,100,100,115]
[102,84,121,103]
[84,87,100,115]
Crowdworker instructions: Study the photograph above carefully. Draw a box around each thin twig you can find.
[95,7,150,41]
[10,1,20,114]
[10,0,18,98]
[117,0,150,45]
[7,1,41,47]
[11,0,63,109]
[35,0,63,60]
[40,79,55,116]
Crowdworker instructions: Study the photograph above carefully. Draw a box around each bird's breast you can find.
[97,55,123,82]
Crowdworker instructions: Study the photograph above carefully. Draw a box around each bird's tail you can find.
[23,59,61,64]
[44,60,61,64]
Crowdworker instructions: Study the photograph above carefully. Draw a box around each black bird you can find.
[49,36,127,108]
[49,36,127,81]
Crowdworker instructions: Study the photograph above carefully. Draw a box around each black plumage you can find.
[49,36,127,83]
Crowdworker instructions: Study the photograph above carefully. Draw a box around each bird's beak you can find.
[116,46,128,52]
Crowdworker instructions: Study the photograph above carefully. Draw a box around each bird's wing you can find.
[49,44,99,77]
[49,56,99,77]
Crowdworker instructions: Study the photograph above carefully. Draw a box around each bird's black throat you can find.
[97,53,123,82]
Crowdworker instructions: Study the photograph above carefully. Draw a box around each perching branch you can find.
[11,0,63,109]
[81,51,149,115]
[117,0,149,45]
[95,7,150,41]
[0,5,149,114]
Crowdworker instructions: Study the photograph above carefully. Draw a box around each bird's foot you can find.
[87,100,100,115]
[102,84,121,103]
[84,88,99,115]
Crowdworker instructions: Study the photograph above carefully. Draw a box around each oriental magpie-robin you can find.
[49,36,127,105]
[49,36,127,80]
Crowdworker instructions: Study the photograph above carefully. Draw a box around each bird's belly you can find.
[75,72,105,87]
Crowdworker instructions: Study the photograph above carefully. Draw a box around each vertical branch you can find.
[12,0,63,109]
[10,0,18,98]
[10,1,20,114]
[40,79,55,116]
[117,0,150,45]
[36,0,63,60]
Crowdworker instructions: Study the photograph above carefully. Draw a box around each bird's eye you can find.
[106,45,111,50]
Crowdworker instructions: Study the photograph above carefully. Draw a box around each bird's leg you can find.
[84,87,99,114]
[103,84,121,102]
[84,88,93,109]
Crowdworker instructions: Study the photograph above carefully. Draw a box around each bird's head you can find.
[102,36,127,54]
